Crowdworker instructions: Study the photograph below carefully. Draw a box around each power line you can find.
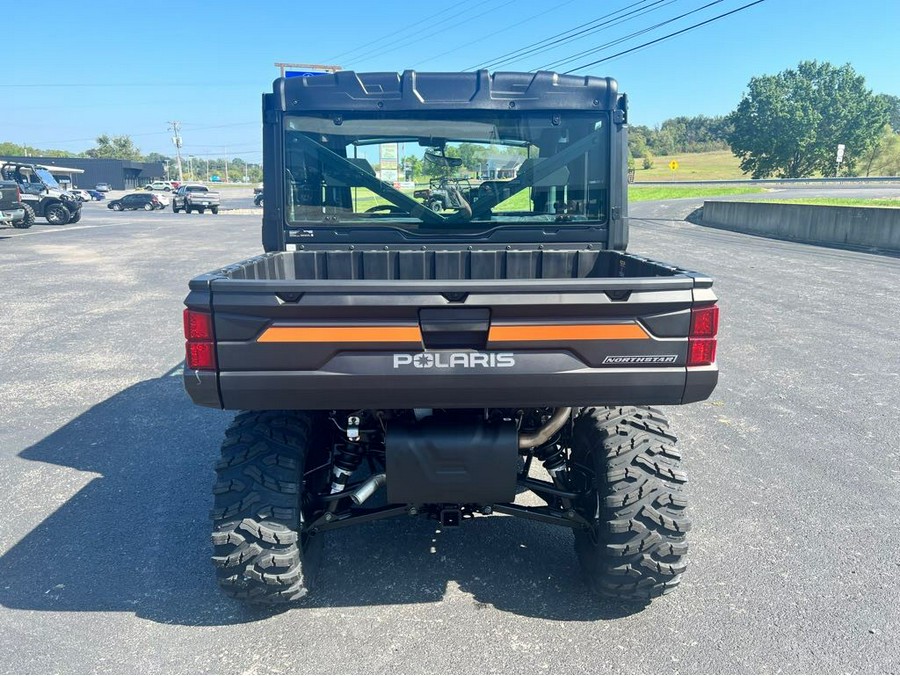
[29,121,258,147]
[466,0,659,71]
[412,0,582,68]
[561,0,767,72]
[538,0,724,71]
[326,0,481,63]
[345,0,520,66]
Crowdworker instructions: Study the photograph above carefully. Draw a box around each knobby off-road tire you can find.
[45,203,70,225]
[571,406,690,600]
[211,410,328,604]
[68,209,82,224]
[14,203,35,228]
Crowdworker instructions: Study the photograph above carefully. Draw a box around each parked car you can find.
[86,189,105,201]
[95,183,112,192]
[68,188,92,202]
[144,181,173,192]
[107,193,163,211]
[253,192,263,207]
[150,191,171,207]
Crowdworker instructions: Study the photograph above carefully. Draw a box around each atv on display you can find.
[0,162,83,225]
[183,70,720,607]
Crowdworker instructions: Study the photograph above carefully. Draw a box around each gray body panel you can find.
[183,247,718,410]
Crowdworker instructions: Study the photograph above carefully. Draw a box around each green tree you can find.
[456,143,487,172]
[85,134,143,161]
[727,61,888,178]
[877,94,900,132]
[868,125,900,176]
[0,141,76,158]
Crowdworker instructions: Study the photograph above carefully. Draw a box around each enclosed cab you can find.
[184,71,719,606]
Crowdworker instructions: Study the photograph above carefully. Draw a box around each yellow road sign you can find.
[669,160,679,171]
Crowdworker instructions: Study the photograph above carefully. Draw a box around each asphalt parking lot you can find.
[0,197,898,673]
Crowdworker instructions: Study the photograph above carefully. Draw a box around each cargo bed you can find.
[184,247,718,411]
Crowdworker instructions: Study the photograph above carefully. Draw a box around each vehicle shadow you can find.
[0,376,643,626]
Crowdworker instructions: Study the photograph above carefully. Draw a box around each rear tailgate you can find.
[184,252,718,410]
[0,182,19,208]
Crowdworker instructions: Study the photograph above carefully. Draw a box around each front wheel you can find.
[143,203,153,211]
[185,206,192,214]
[68,209,82,224]
[570,406,689,601]
[172,203,180,213]
[44,204,71,225]
[112,203,123,211]
[212,411,328,604]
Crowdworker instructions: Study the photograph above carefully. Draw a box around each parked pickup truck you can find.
[0,180,30,228]
[183,70,720,606]
[171,183,219,214]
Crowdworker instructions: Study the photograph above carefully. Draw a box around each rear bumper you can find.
[0,208,25,222]
[185,365,718,410]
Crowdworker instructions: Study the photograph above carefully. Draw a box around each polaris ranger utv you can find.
[183,70,719,605]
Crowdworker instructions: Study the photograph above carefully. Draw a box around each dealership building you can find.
[0,156,166,190]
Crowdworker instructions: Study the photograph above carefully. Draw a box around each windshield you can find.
[283,112,609,234]
[35,169,61,189]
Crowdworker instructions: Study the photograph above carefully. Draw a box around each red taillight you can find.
[183,308,213,340]
[186,341,216,370]
[690,305,719,337]
[688,304,719,366]
[183,309,216,370]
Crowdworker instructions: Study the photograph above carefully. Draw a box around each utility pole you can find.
[205,158,210,182]
[188,156,194,179]
[168,121,184,182]
[224,146,229,182]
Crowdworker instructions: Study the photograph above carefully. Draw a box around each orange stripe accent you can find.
[258,326,422,343]
[488,323,649,342]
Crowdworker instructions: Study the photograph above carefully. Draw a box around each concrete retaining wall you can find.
[700,201,900,253]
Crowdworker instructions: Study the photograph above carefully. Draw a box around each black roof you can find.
[270,70,619,113]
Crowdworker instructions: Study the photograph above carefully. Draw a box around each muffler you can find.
[386,420,518,504]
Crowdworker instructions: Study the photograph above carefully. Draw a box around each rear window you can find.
[282,111,610,237]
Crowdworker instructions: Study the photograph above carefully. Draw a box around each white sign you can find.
[836,144,845,163]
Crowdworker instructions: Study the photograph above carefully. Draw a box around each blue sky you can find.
[2,0,898,161]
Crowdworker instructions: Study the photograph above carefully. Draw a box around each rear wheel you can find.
[570,406,690,600]
[44,203,71,225]
[212,411,329,604]
[143,203,153,211]
[186,206,192,214]
[14,203,35,229]
[198,207,206,214]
